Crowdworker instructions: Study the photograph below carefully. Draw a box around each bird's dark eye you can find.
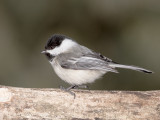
[50,46,53,49]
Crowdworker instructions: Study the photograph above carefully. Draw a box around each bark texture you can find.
[0,85,160,120]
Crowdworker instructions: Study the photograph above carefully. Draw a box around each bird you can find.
[42,34,153,97]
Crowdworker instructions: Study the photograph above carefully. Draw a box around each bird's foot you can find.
[59,85,89,98]
[60,85,76,99]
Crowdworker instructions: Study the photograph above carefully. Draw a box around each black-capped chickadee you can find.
[42,34,152,97]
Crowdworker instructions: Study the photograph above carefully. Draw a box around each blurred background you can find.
[0,0,159,90]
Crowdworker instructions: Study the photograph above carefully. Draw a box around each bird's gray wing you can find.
[80,45,114,63]
[60,55,118,73]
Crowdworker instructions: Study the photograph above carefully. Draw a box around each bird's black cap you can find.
[45,34,69,50]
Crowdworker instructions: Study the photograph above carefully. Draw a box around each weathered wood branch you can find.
[0,85,160,120]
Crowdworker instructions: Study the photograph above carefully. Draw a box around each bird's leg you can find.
[60,85,76,98]
[66,85,77,90]
[59,85,89,98]
[74,85,89,90]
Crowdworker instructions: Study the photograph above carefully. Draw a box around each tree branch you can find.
[0,85,160,120]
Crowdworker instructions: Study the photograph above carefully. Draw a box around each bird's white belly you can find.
[51,62,106,85]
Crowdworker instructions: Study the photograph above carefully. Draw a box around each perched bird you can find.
[42,34,152,97]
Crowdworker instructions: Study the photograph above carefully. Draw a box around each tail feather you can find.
[109,64,153,74]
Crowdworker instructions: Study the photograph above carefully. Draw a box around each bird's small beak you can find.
[41,50,47,54]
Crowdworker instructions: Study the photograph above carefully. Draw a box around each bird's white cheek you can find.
[46,47,62,56]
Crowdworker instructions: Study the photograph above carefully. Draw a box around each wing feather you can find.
[60,56,118,73]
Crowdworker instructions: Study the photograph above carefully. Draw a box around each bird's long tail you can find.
[109,63,153,74]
